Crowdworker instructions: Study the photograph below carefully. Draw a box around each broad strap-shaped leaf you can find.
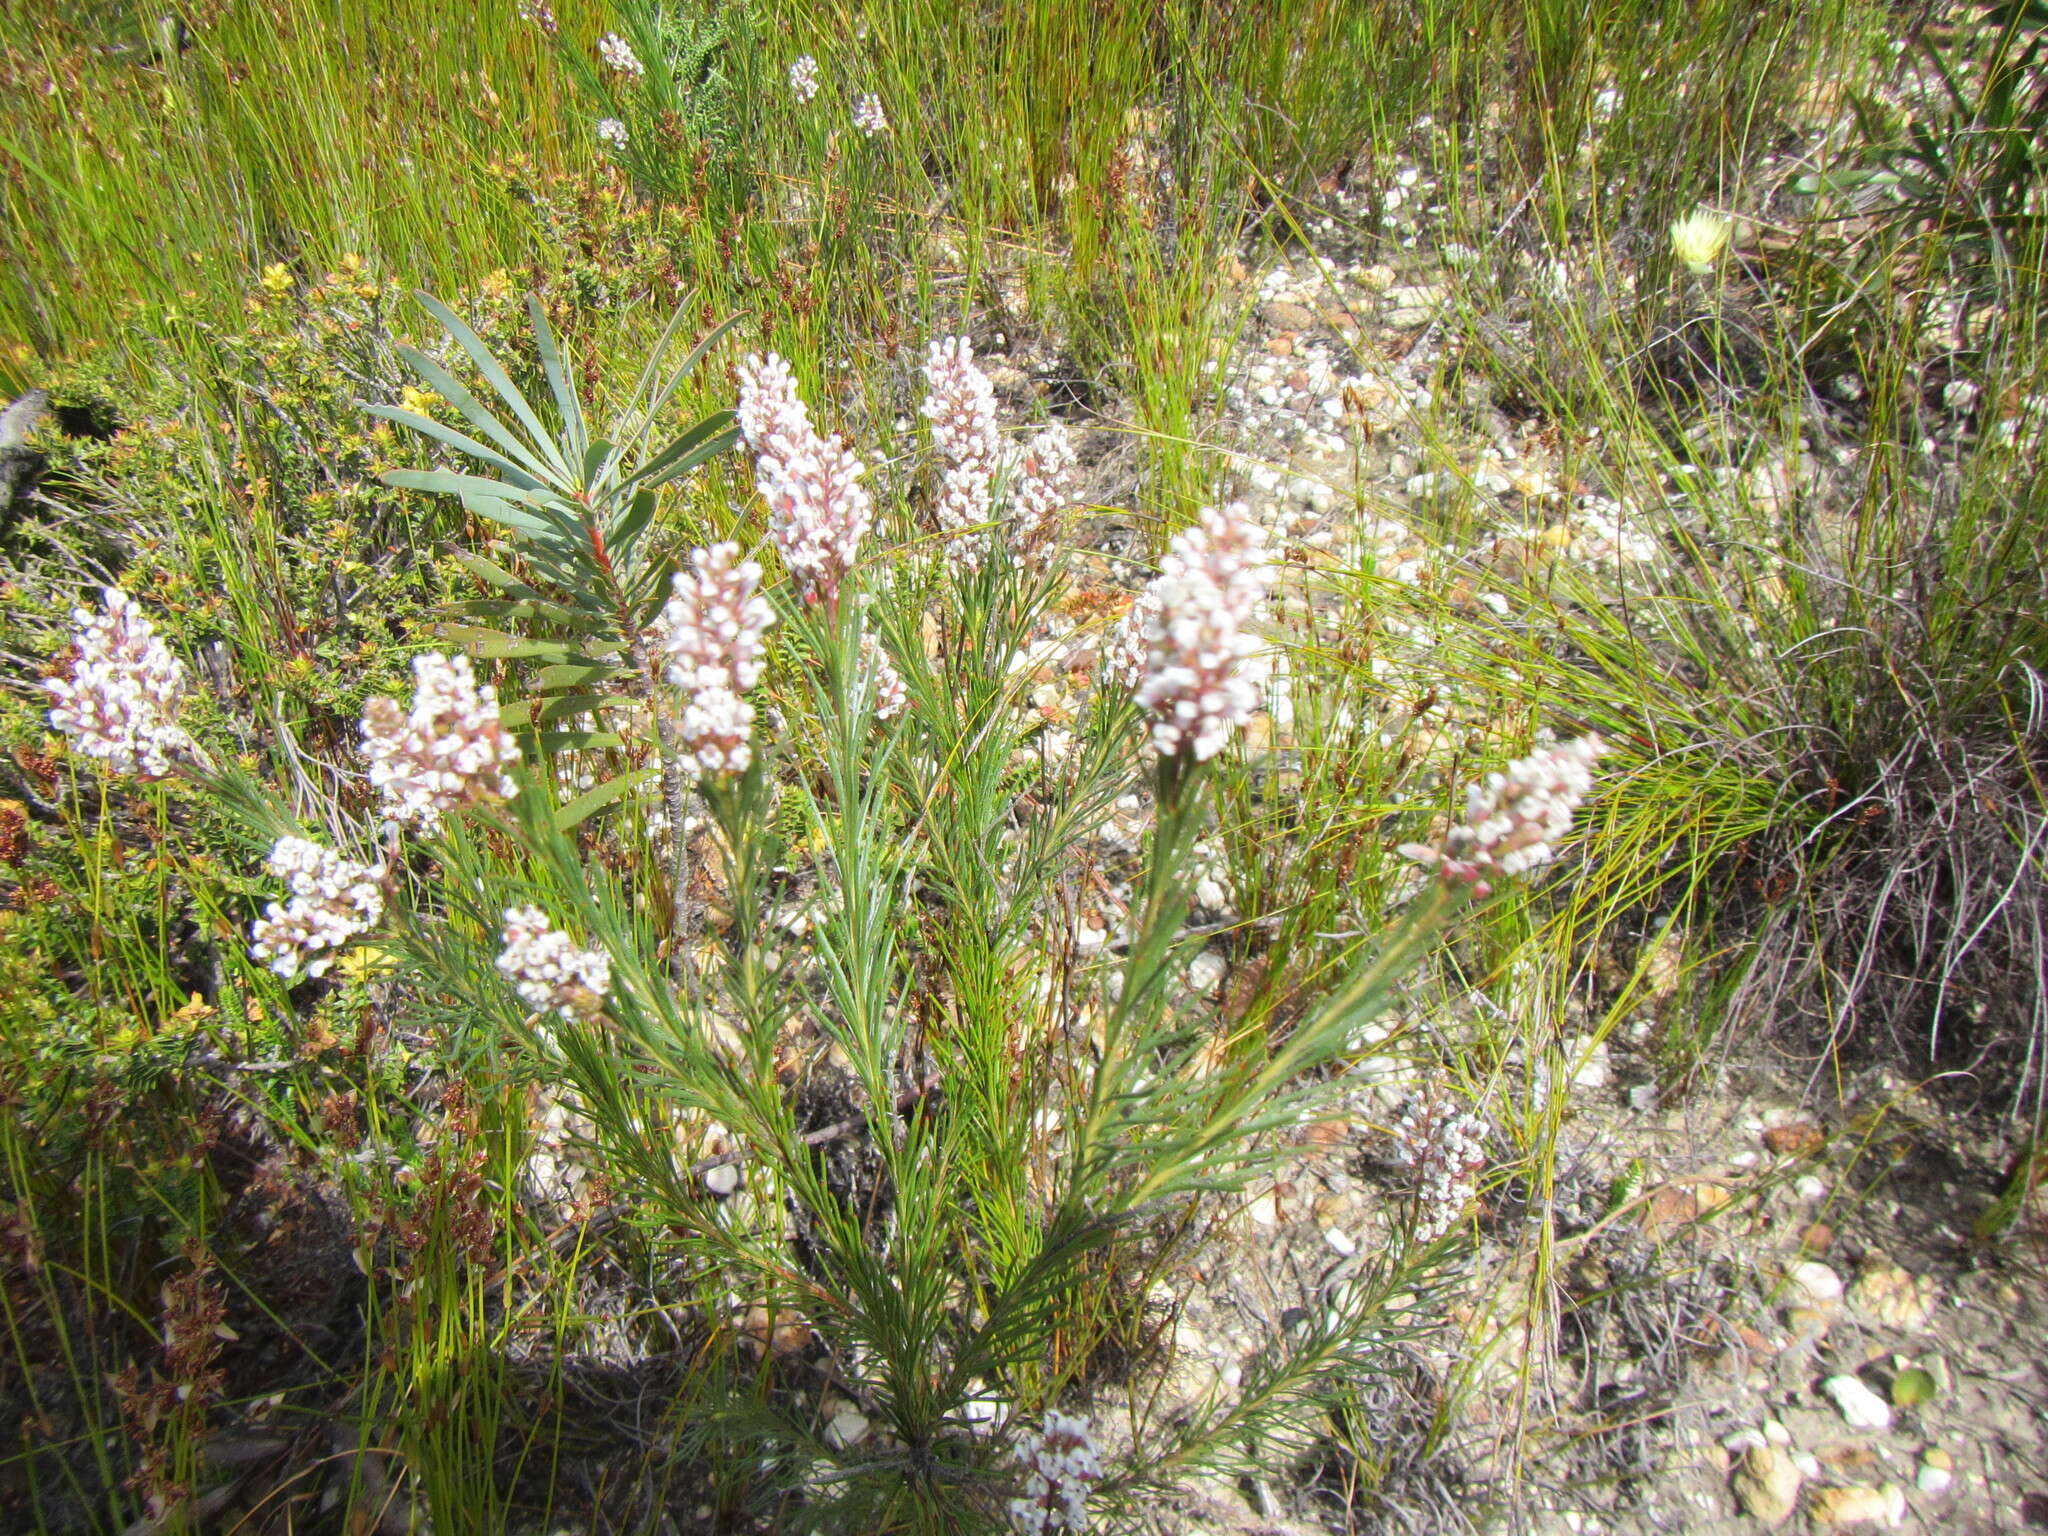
[414,292,571,479]
[444,547,542,598]
[555,767,658,831]
[363,403,546,489]
[532,661,636,691]
[537,729,625,752]
[498,693,616,728]
[383,466,548,506]
[643,311,746,431]
[527,295,589,467]
[627,412,742,491]
[459,597,609,634]
[393,344,560,484]
[607,488,659,569]
[580,438,618,491]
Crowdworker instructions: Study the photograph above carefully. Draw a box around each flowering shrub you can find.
[28,287,1613,1531]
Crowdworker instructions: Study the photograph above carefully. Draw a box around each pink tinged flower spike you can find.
[921,336,1003,568]
[45,587,192,778]
[759,431,873,607]
[1132,503,1273,762]
[360,652,522,833]
[736,351,814,456]
[247,836,386,980]
[921,336,1001,471]
[1398,733,1608,899]
[1008,1411,1102,1534]
[736,351,872,606]
[496,906,611,1023]
[659,542,776,776]
[852,92,888,137]
[1007,425,1077,564]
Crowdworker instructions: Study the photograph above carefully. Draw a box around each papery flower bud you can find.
[496,906,611,1022]
[361,653,521,832]
[247,836,385,980]
[45,587,192,778]
[660,542,776,775]
[1131,503,1272,761]
[1397,734,1607,898]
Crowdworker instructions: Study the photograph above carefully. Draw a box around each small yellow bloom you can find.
[399,385,438,417]
[1670,207,1733,274]
[260,262,293,294]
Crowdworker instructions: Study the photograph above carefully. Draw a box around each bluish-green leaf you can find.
[414,292,570,479]
[554,768,656,831]
[528,295,588,466]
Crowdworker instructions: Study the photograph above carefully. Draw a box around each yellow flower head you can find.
[1670,208,1733,275]
[260,262,293,294]
[399,385,438,417]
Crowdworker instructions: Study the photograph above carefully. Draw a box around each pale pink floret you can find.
[1129,504,1272,761]
[45,587,191,778]
[361,653,521,832]
[1398,734,1607,898]
[659,542,776,776]
[247,836,385,980]
[496,906,611,1022]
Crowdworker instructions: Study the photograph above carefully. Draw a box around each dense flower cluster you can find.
[920,336,1001,569]
[659,542,776,775]
[1391,1096,1489,1244]
[516,0,556,32]
[496,906,611,1022]
[789,54,820,102]
[738,352,872,606]
[1008,425,1077,566]
[1008,1411,1102,1533]
[598,32,643,76]
[247,836,386,980]
[861,631,906,721]
[852,92,888,137]
[45,588,191,778]
[597,117,628,148]
[1397,734,1607,898]
[361,653,521,832]
[1130,503,1272,761]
